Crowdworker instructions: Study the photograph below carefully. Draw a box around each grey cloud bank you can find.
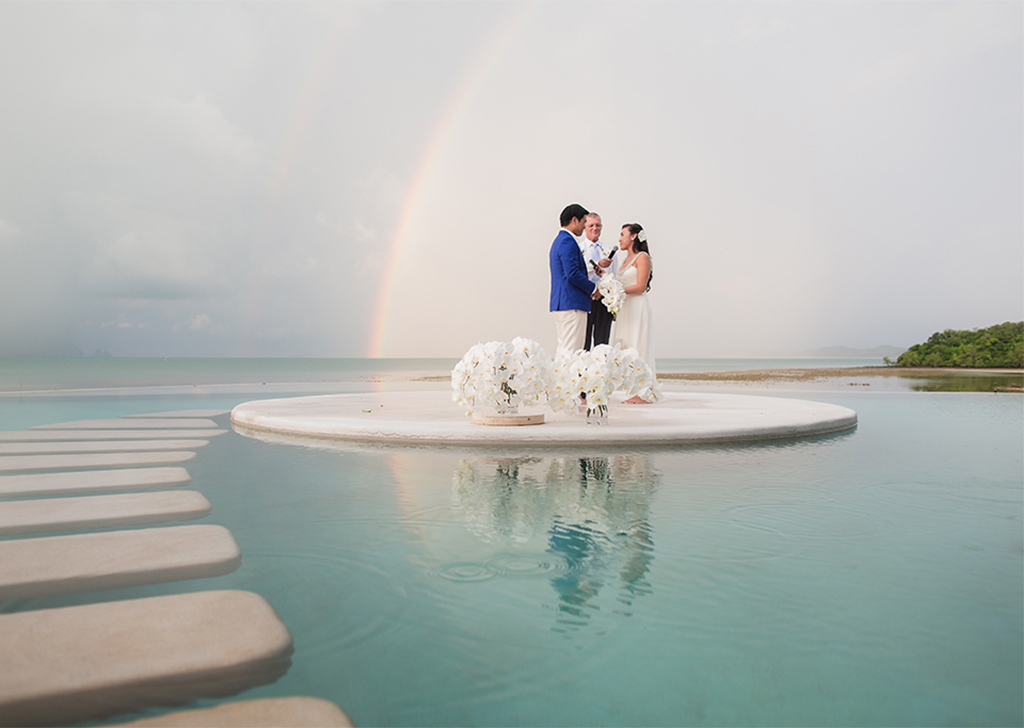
[0,2,1020,358]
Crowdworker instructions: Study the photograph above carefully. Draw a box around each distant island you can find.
[892,322,1023,368]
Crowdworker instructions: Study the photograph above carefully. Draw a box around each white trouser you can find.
[552,309,588,354]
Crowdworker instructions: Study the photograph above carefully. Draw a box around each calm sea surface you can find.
[0,357,888,393]
[1,359,1021,727]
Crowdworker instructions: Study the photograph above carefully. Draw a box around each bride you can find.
[609,223,656,404]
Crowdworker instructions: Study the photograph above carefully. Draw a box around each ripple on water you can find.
[860,477,1021,512]
[720,500,878,541]
[433,562,499,582]
[487,552,574,578]
[252,549,410,657]
[432,553,579,582]
[670,528,806,564]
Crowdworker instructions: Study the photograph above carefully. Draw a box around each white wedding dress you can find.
[610,255,656,375]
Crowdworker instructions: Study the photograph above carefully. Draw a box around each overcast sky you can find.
[1,1,1020,358]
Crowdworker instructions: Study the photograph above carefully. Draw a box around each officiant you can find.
[580,212,618,350]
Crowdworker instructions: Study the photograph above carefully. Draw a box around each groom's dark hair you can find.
[560,204,589,227]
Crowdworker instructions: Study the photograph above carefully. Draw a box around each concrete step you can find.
[0,429,227,441]
[0,440,209,455]
[0,491,212,536]
[0,524,241,599]
[31,418,218,430]
[0,590,292,726]
[0,451,196,473]
[121,410,229,419]
[0,467,192,498]
[116,697,353,727]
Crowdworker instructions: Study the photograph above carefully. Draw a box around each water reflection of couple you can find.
[546,457,655,631]
[549,203,656,404]
[451,454,657,631]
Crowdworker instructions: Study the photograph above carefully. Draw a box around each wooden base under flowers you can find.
[472,412,545,427]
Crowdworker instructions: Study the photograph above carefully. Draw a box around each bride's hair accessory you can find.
[637,230,647,243]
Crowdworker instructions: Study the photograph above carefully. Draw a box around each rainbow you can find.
[365,1,538,358]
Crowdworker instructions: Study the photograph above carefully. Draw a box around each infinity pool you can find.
[2,384,1021,726]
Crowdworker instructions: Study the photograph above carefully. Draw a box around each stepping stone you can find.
[0,590,293,726]
[0,451,196,473]
[118,697,353,727]
[121,410,229,419]
[0,524,241,599]
[31,418,218,430]
[0,440,209,455]
[0,467,192,498]
[0,491,211,536]
[0,429,227,441]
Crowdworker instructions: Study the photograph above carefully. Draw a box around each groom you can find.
[549,203,597,353]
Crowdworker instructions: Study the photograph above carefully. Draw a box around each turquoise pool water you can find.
[0,362,1021,726]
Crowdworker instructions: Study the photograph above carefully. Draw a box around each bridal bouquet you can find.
[548,344,661,417]
[597,274,625,318]
[451,337,552,415]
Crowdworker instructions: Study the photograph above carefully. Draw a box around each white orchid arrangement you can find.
[451,337,553,415]
[619,347,662,403]
[597,273,625,318]
[453,340,661,418]
[547,343,661,415]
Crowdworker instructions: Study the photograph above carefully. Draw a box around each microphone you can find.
[593,247,616,274]
[588,240,609,276]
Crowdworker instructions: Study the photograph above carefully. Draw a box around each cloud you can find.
[0,2,1019,358]
[83,228,219,300]
[152,94,261,164]
[170,312,227,335]
[0,218,18,238]
[101,314,148,329]
[835,3,1021,101]
[187,313,212,331]
[316,212,376,243]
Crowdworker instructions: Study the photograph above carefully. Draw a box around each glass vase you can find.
[586,404,608,425]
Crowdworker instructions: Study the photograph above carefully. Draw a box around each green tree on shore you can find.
[896,322,1024,368]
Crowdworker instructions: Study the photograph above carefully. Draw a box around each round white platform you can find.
[230,391,857,447]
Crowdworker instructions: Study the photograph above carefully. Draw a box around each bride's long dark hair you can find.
[623,223,652,292]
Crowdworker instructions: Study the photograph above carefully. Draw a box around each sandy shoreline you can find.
[420,366,1022,383]
[413,366,1024,394]
[656,366,1024,383]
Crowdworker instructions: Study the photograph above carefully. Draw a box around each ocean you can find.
[0,357,1021,726]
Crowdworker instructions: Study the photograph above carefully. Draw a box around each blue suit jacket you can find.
[549,229,596,312]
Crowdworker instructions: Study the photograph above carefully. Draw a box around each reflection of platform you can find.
[231,391,857,447]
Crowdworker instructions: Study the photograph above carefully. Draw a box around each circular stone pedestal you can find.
[231,391,856,448]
